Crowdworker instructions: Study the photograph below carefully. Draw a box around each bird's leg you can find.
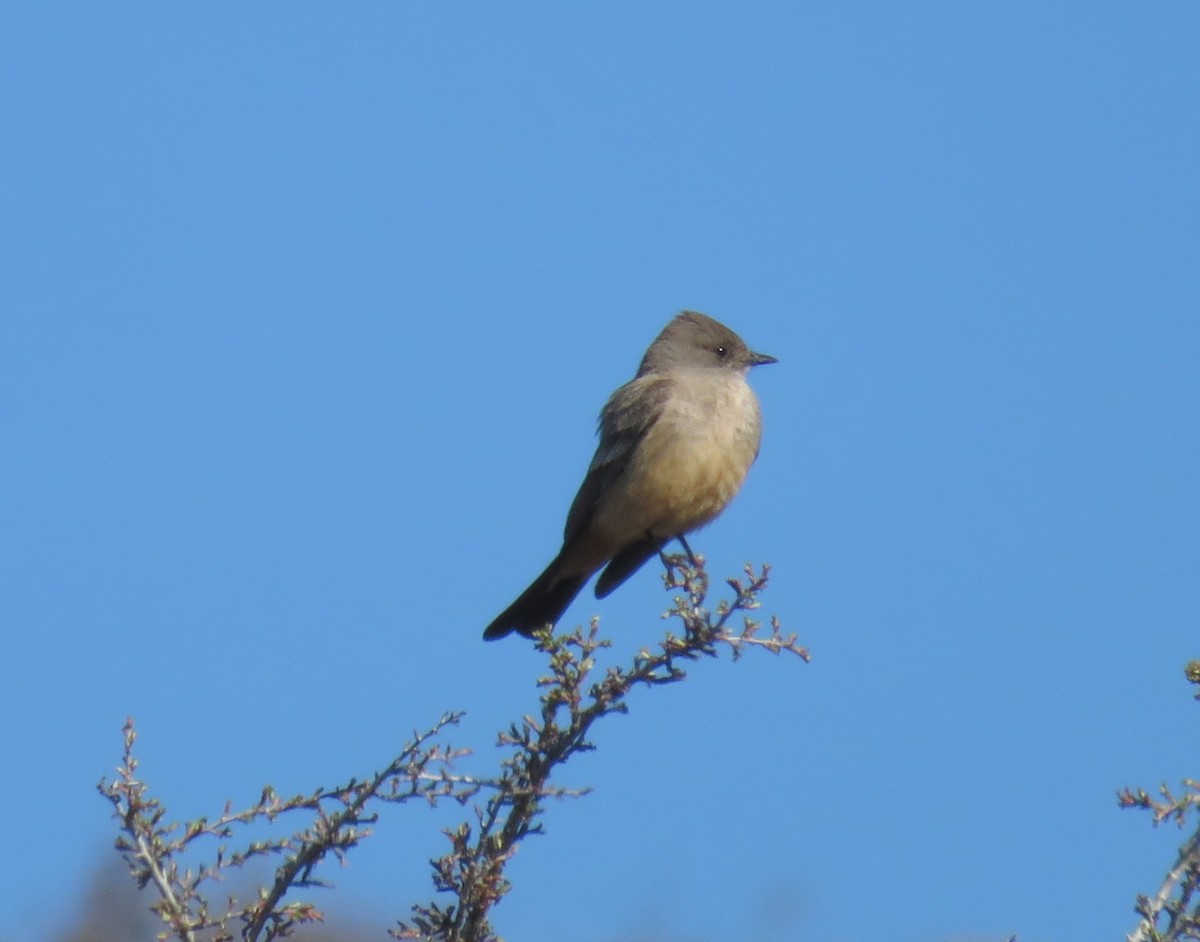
[654,533,686,591]
[676,533,701,569]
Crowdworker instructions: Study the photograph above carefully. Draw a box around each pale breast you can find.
[609,369,763,540]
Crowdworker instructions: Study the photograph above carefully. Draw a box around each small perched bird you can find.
[484,310,776,640]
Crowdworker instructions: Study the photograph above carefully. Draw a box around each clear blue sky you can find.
[2,4,1197,941]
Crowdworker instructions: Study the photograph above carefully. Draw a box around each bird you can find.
[484,310,776,640]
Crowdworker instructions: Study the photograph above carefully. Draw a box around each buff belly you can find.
[591,371,763,545]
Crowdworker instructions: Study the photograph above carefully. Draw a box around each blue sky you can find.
[2,3,1198,941]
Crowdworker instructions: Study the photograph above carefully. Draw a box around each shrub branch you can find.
[101,552,803,942]
[1120,660,1200,942]
[99,712,479,942]
[394,552,806,941]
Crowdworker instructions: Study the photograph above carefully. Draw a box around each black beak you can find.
[747,351,778,367]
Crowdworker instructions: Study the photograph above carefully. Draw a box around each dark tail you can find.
[483,556,590,641]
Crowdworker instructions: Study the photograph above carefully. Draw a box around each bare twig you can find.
[396,552,805,941]
[102,554,802,942]
[1122,661,1200,942]
[99,712,478,942]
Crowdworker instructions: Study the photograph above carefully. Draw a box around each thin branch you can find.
[1122,661,1200,942]
[99,712,478,942]
[396,552,804,941]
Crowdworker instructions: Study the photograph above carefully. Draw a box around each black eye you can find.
[715,345,728,358]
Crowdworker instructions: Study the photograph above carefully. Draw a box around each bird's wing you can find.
[563,374,672,544]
